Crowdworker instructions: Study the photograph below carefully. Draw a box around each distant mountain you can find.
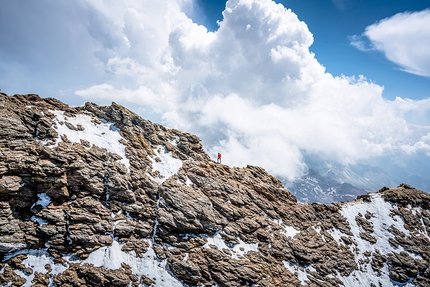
[282,168,368,203]
[1,93,430,287]
[281,151,430,204]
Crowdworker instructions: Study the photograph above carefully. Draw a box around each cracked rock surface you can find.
[1,93,430,287]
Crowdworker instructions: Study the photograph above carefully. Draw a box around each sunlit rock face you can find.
[1,93,430,287]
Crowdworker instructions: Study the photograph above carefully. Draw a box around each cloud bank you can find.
[350,9,430,77]
[2,0,430,181]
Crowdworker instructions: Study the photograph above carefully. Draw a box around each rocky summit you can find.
[0,93,430,287]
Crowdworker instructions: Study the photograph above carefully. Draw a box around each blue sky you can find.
[1,0,430,187]
[193,0,430,100]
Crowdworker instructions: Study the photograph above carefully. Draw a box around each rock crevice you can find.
[0,94,429,287]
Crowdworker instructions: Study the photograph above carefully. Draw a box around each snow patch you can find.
[186,177,193,186]
[203,232,258,260]
[331,194,419,287]
[83,240,182,287]
[336,263,393,287]
[312,226,326,241]
[313,226,321,234]
[283,261,317,286]
[149,145,183,184]
[42,110,129,170]
[328,227,344,244]
[420,217,430,240]
[30,215,48,226]
[3,249,68,287]
[168,137,179,147]
[272,219,300,238]
[31,193,51,209]
[183,253,189,262]
[341,195,409,259]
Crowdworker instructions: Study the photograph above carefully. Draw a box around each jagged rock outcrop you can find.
[0,93,429,287]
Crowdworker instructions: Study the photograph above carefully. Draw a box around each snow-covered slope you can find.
[3,185,429,286]
[39,109,130,170]
[329,194,425,286]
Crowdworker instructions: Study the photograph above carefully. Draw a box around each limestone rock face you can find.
[1,93,430,287]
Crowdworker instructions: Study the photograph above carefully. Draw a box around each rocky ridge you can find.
[0,93,429,287]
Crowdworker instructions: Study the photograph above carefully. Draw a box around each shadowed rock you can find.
[0,93,429,287]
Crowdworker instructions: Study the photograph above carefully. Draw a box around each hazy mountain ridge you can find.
[282,153,430,204]
[282,168,368,203]
[1,93,430,287]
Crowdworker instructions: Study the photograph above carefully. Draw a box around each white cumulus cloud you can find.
[350,9,430,77]
[1,0,430,181]
[73,0,430,180]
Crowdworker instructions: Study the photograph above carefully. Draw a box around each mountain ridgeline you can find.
[1,93,430,287]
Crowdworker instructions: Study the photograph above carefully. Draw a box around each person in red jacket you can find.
[217,153,222,164]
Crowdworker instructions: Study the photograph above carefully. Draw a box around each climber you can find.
[217,153,222,164]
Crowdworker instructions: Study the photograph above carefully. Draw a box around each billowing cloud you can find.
[402,132,430,156]
[74,0,430,180]
[350,9,430,77]
[2,0,430,181]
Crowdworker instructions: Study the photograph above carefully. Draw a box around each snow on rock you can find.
[31,193,51,209]
[149,145,183,184]
[0,242,27,254]
[329,193,416,287]
[328,226,344,244]
[45,110,130,170]
[272,219,300,238]
[203,232,258,260]
[83,240,182,287]
[283,261,315,286]
[419,217,430,241]
[337,265,393,287]
[185,177,193,186]
[30,215,48,226]
[340,194,409,257]
[183,253,189,262]
[4,249,68,287]
[168,137,179,147]
[410,206,430,242]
